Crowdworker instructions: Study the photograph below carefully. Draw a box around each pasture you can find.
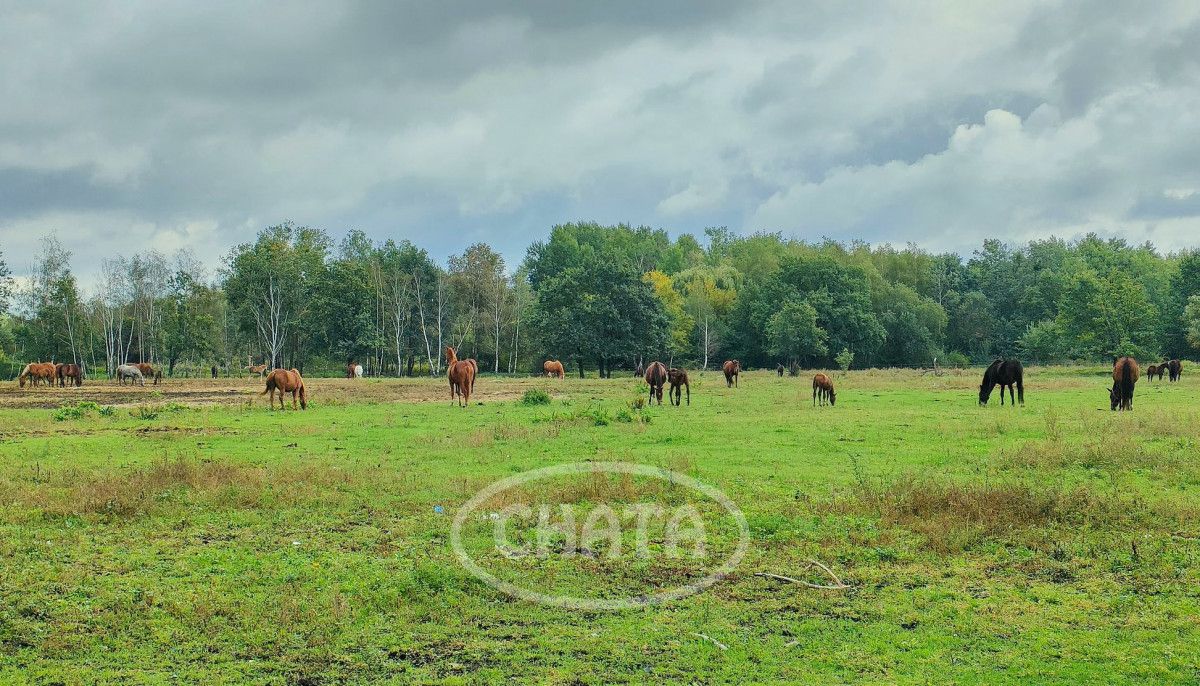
[1,367,1198,684]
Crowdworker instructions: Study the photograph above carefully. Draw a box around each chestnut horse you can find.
[261,368,307,410]
[543,360,565,379]
[135,363,162,385]
[446,346,476,407]
[248,363,269,379]
[644,361,667,405]
[979,359,1024,406]
[17,363,56,388]
[1168,359,1183,382]
[56,363,83,387]
[722,360,740,388]
[813,373,836,406]
[668,367,690,406]
[1110,357,1140,411]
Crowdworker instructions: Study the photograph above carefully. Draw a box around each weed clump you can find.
[53,401,113,421]
[520,389,552,406]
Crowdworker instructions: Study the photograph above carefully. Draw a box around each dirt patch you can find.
[0,375,593,410]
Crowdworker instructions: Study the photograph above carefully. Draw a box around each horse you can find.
[17,363,56,388]
[248,363,269,379]
[345,362,363,379]
[1146,364,1160,381]
[135,363,162,385]
[543,360,565,379]
[1168,359,1183,382]
[813,373,836,406]
[776,363,785,377]
[979,359,1024,406]
[1110,357,1140,411]
[116,364,145,386]
[211,365,219,379]
[644,361,667,405]
[722,360,740,388]
[634,362,644,378]
[261,368,308,410]
[446,346,476,408]
[667,367,690,406]
[56,363,83,387]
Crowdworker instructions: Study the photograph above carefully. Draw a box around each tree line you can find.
[3,222,1200,378]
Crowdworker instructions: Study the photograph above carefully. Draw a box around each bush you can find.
[53,401,107,422]
[944,352,970,368]
[835,348,855,371]
[520,389,551,406]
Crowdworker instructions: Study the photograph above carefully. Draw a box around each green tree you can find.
[766,300,828,367]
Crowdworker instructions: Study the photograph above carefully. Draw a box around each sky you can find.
[2,1,1200,288]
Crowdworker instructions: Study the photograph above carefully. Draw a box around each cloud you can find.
[2,0,1200,289]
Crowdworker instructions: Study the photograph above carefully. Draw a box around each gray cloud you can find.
[2,1,1200,288]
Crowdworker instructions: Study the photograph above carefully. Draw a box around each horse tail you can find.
[261,374,276,397]
[299,379,308,409]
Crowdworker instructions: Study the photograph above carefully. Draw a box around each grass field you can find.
[1,366,1198,684]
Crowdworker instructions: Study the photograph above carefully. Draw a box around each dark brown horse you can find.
[135,363,162,385]
[634,362,644,378]
[668,367,690,406]
[776,363,785,377]
[1146,364,1161,381]
[543,360,565,379]
[979,359,1024,406]
[722,360,740,388]
[211,365,219,379]
[1110,357,1140,411]
[446,347,476,407]
[644,361,667,405]
[1168,359,1183,382]
[261,368,307,410]
[812,373,836,406]
[56,363,83,387]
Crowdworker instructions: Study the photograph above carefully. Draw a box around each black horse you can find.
[776,363,785,377]
[1168,359,1183,382]
[979,359,1024,406]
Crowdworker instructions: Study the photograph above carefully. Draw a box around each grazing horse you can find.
[722,360,740,388]
[261,368,307,410]
[543,360,565,379]
[248,363,269,379]
[979,359,1024,406]
[1146,364,1160,382]
[116,364,145,386]
[644,361,667,405]
[1110,357,1140,411]
[813,373,836,406]
[776,363,785,377]
[667,367,690,406]
[445,347,476,407]
[17,363,56,388]
[56,363,83,387]
[135,363,162,385]
[1168,359,1183,382]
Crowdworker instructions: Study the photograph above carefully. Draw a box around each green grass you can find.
[1,366,1198,684]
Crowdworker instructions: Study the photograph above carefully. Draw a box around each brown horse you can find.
[644,361,667,405]
[135,363,162,385]
[776,363,785,377]
[722,360,740,388]
[446,347,476,407]
[543,360,565,379]
[668,367,690,406]
[1110,357,1140,411]
[211,365,219,379]
[248,363,269,379]
[1168,359,1183,382]
[1146,364,1160,381]
[17,363,56,388]
[261,368,307,410]
[56,363,83,387]
[813,373,836,406]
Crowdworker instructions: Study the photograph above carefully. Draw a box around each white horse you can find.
[116,364,145,386]
[353,364,364,378]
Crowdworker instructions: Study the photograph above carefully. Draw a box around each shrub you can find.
[520,389,551,406]
[53,401,108,422]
